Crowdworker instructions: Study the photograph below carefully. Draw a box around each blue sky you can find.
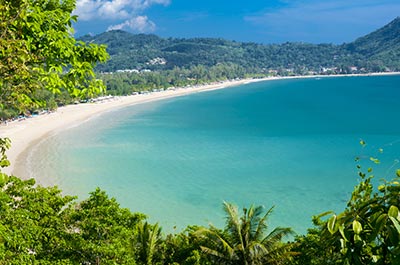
[73,0,400,44]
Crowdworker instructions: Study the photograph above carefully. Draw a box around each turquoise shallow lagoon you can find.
[28,75,400,234]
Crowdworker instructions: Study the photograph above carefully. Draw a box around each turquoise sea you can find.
[27,75,400,234]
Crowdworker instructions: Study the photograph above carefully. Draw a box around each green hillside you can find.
[79,17,400,74]
[344,17,400,70]
[346,17,400,56]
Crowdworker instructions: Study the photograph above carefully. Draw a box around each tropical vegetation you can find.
[0,0,108,120]
[195,202,293,265]
[80,17,400,75]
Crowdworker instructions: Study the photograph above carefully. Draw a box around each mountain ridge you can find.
[80,17,400,73]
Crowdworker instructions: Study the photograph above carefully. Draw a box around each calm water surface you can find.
[28,75,400,234]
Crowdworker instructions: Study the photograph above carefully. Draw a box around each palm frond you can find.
[223,201,244,246]
[196,226,237,262]
[262,227,293,247]
[253,206,274,241]
[248,242,270,264]
[134,221,163,265]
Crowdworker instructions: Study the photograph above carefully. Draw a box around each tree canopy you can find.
[80,17,400,75]
[195,202,294,265]
[0,0,108,115]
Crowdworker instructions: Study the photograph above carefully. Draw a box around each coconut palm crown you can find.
[196,201,294,265]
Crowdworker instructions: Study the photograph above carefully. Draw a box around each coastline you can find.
[0,77,265,178]
[1,72,399,180]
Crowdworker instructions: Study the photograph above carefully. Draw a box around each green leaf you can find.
[327,215,337,234]
[0,159,10,168]
[353,220,362,235]
[339,224,347,241]
[354,234,362,242]
[0,173,8,186]
[371,214,387,239]
[388,205,399,219]
[340,238,347,254]
[389,216,400,234]
[396,169,400,178]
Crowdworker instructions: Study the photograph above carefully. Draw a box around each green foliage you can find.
[0,176,76,264]
[195,202,294,265]
[291,227,341,265]
[319,174,400,264]
[65,188,145,264]
[163,226,211,265]
[82,30,345,74]
[0,180,150,264]
[1,141,400,264]
[345,17,400,70]
[134,222,163,265]
[306,141,400,265]
[0,178,295,264]
[99,63,249,95]
[0,138,11,170]
[81,17,400,77]
[0,0,108,117]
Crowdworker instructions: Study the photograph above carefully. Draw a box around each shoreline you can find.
[1,77,266,178]
[1,72,399,180]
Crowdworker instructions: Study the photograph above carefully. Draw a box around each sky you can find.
[73,0,400,44]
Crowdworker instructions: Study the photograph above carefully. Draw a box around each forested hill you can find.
[79,17,400,74]
[344,17,400,69]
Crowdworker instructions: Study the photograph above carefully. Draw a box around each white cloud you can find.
[97,0,131,19]
[139,0,171,9]
[74,0,170,21]
[107,15,156,32]
[75,0,103,20]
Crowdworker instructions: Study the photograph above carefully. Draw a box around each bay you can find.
[28,75,400,234]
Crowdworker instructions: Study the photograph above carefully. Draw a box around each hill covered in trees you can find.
[80,17,400,74]
[345,17,400,71]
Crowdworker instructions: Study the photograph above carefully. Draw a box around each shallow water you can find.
[27,75,400,234]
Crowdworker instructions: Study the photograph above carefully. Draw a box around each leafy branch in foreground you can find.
[0,0,109,116]
[312,143,400,265]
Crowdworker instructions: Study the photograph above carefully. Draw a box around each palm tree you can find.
[134,221,163,265]
[196,201,293,265]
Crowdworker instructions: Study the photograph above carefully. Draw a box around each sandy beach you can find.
[0,77,268,177]
[1,72,399,178]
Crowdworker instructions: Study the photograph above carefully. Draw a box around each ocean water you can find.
[27,75,400,234]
